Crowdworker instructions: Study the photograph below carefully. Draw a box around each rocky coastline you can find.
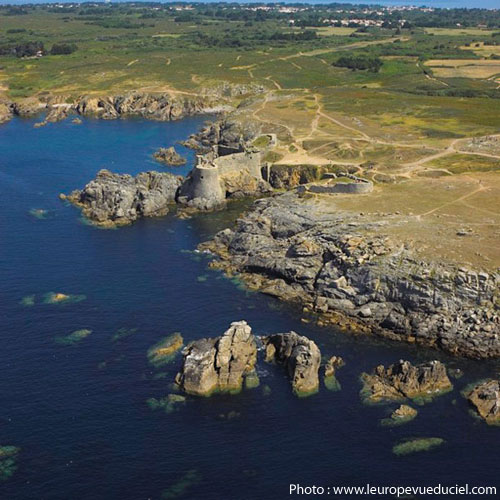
[0,91,226,125]
[22,97,499,360]
[169,320,499,425]
[199,191,499,359]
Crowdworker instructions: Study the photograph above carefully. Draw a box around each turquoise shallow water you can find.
[0,116,499,500]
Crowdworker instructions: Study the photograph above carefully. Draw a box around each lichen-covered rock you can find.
[153,146,186,166]
[63,169,182,227]
[175,320,257,396]
[361,359,452,403]
[263,332,321,396]
[465,379,500,424]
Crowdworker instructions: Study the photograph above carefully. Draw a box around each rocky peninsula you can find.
[200,191,499,359]
[61,169,181,227]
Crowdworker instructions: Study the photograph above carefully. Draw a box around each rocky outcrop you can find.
[153,146,187,166]
[181,119,260,155]
[391,404,418,420]
[262,332,321,396]
[324,356,344,378]
[11,97,46,117]
[200,192,500,359]
[62,169,181,227]
[465,379,500,424]
[361,360,452,403]
[175,321,257,396]
[74,92,218,121]
[0,100,13,123]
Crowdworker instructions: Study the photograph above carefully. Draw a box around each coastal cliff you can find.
[0,91,225,124]
[200,191,500,359]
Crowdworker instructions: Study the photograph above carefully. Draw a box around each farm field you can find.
[425,59,500,79]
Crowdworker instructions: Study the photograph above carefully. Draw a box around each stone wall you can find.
[303,174,373,195]
[177,149,266,210]
[214,151,262,178]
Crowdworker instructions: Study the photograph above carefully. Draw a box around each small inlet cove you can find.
[1,115,499,500]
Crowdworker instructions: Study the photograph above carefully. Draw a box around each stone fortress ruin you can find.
[177,135,373,211]
[176,144,265,210]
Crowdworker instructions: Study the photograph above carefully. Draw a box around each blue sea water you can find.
[0,115,499,500]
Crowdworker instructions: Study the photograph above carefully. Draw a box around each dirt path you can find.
[418,181,487,218]
[318,109,370,140]
[265,76,282,90]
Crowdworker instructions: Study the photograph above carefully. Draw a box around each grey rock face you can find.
[263,332,321,396]
[63,169,181,227]
[201,192,500,358]
[75,92,214,121]
[361,360,453,403]
[181,119,259,155]
[465,379,500,424]
[176,320,257,396]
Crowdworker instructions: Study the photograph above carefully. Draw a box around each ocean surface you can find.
[0,115,499,500]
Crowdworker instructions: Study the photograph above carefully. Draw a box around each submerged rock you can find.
[54,329,92,346]
[111,327,138,342]
[153,146,187,166]
[361,360,452,404]
[161,469,201,500]
[465,379,500,425]
[20,295,35,307]
[0,446,20,481]
[29,208,50,219]
[63,169,182,227]
[263,332,321,396]
[392,437,444,456]
[147,393,186,414]
[42,292,86,305]
[175,320,257,396]
[148,333,184,367]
